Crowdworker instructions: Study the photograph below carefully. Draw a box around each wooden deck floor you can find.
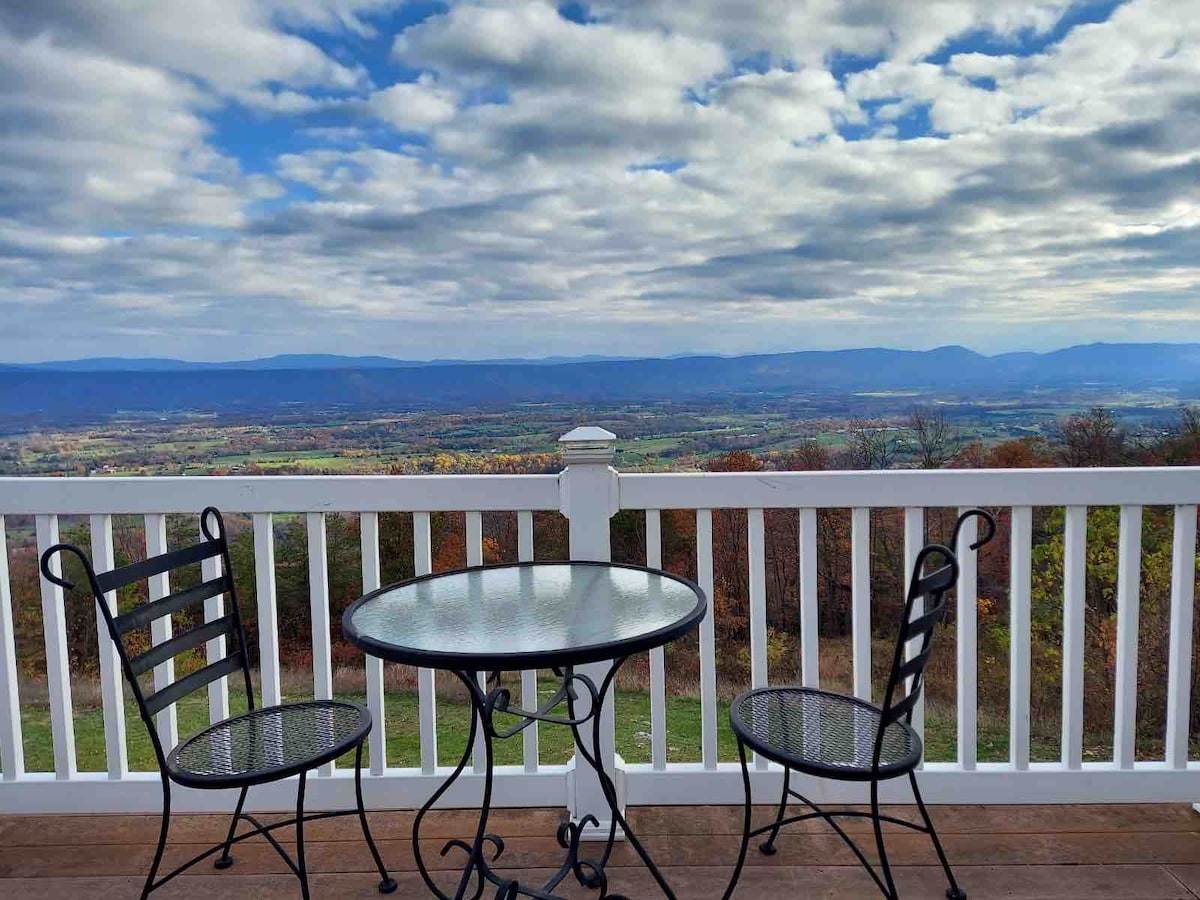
[3,803,1200,898]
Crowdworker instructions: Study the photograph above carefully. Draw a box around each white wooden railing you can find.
[1,428,1199,815]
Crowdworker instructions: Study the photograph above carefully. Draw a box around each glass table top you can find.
[343,562,706,669]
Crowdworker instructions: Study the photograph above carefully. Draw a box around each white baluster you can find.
[697,509,717,770]
[799,507,819,688]
[1009,506,1032,771]
[904,508,924,743]
[0,516,25,781]
[1061,506,1087,770]
[253,513,282,708]
[199,518,228,726]
[1166,505,1197,769]
[360,512,387,775]
[308,512,334,776]
[851,508,871,702]
[466,511,486,773]
[955,508,978,771]
[748,509,768,770]
[518,510,539,774]
[144,514,177,750]
[36,515,76,778]
[646,509,667,772]
[1113,505,1143,769]
[414,512,438,774]
[90,515,127,778]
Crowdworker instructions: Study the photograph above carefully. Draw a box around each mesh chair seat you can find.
[167,700,371,789]
[730,687,922,781]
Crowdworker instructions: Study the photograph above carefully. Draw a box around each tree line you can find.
[6,405,1200,755]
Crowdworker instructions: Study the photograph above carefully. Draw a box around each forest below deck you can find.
[4,405,1200,776]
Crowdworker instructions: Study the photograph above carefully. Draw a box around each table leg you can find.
[412,666,676,900]
[412,675,504,900]
[568,658,677,900]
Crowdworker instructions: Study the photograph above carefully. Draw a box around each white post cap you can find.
[559,426,617,464]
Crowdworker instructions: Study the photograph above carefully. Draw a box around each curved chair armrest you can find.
[951,508,996,552]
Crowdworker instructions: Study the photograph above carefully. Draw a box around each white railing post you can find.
[558,427,622,836]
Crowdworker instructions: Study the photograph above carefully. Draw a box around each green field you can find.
[9,684,1131,777]
[7,388,1185,478]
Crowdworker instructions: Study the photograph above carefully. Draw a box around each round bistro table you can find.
[342,561,706,900]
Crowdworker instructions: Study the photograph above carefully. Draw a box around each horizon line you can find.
[6,339,1198,370]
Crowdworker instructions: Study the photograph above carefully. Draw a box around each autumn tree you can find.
[1143,405,1200,465]
[774,440,830,471]
[1056,407,1127,467]
[840,420,900,470]
[907,406,961,469]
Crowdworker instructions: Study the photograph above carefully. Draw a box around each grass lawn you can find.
[11,682,1071,776]
[15,684,739,773]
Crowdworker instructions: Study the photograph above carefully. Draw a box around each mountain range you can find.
[2,343,1197,422]
[4,353,643,371]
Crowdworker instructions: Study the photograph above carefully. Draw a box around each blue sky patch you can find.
[628,158,688,174]
[926,0,1126,64]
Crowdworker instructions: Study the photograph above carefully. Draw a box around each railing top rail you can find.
[0,474,561,515]
[619,466,1200,510]
[5,465,1200,516]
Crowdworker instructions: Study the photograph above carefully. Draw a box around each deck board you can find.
[2,804,1199,898]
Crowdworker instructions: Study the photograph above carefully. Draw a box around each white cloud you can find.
[394,1,725,95]
[390,1,727,164]
[0,0,370,96]
[369,75,458,131]
[0,30,261,230]
[707,68,859,141]
[3,0,1200,362]
[589,0,1073,63]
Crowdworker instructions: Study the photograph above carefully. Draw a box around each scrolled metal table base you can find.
[412,657,676,900]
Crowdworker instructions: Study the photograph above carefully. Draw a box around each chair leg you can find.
[720,739,753,900]
[215,785,248,869]
[759,765,790,855]
[140,775,171,899]
[354,741,398,894]
[911,772,966,900]
[296,771,310,900]
[869,778,898,900]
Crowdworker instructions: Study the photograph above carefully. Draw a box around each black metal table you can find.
[342,560,706,900]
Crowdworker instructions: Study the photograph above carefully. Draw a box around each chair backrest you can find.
[39,507,254,767]
[874,508,996,768]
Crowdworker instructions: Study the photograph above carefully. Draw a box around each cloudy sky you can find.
[1,0,1198,362]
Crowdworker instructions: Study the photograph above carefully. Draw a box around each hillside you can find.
[1,343,1197,423]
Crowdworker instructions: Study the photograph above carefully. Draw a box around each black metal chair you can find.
[39,507,397,900]
[721,508,996,900]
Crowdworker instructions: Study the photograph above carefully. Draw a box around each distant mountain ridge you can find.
[6,353,643,371]
[1,342,1197,423]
